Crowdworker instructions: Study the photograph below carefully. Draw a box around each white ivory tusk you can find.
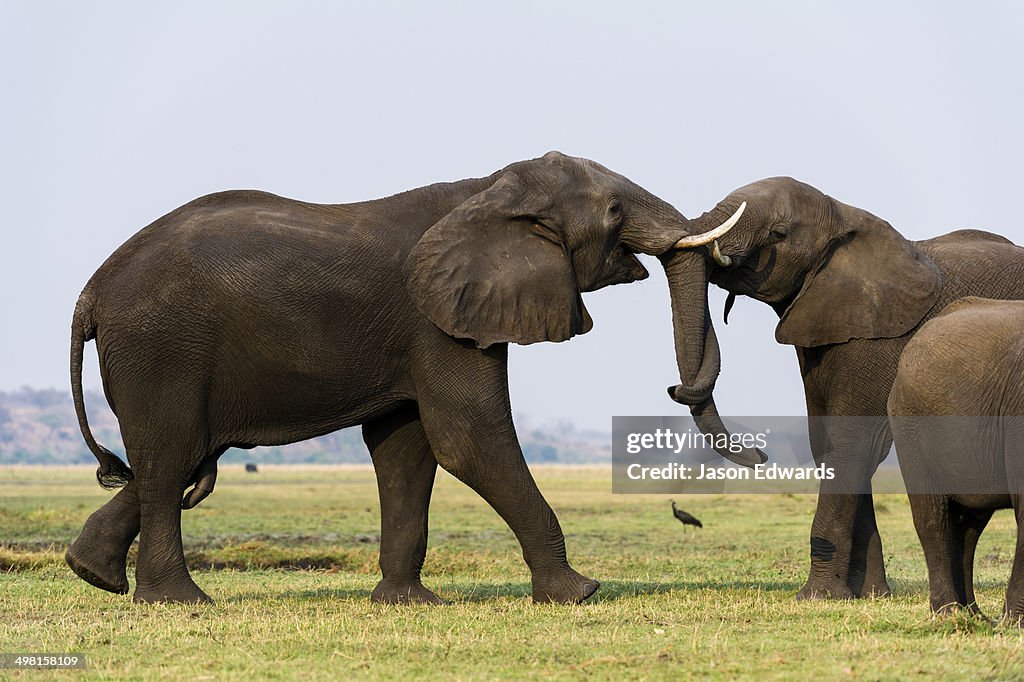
[674,201,746,249]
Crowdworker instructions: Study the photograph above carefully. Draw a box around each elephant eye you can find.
[770,224,789,240]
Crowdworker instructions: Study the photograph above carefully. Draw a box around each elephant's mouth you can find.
[708,248,780,305]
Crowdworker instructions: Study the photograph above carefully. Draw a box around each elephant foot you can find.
[796,578,854,601]
[531,567,600,604]
[65,541,129,595]
[855,557,893,598]
[855,579,893,598]
[932,601,985,618]
[1003,611,1024,628]
[133,579,213,605]
[371,578,446,605]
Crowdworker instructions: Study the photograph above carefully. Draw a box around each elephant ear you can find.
[405,172,592,348]
[775,201,942,347]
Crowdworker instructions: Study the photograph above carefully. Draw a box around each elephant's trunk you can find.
[661,250,719,402]
[661,249,767,468]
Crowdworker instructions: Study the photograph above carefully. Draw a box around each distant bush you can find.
[14,387,67,409]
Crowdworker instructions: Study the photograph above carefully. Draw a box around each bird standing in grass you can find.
[670,500,703,528]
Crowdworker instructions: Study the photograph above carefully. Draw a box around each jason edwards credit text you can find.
[611,416,907,494]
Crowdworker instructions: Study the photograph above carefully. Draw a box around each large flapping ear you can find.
[405,173,592,348]
[775,200,942,347]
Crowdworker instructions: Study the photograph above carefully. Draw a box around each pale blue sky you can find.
[2,2,1022,429]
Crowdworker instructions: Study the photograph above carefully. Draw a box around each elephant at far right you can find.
[888,297,1024,623]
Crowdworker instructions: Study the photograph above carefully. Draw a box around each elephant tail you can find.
[71,292,133,489]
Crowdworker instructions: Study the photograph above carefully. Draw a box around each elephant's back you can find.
[87,191,415,318]
[84,191,421,384]
[92,191,404,282]
[920,232,1024,297]
[918,228,1015,249]
[891,298,1024,416]
[923,298,1024,360]
[81,191,425,428]
[907,232,1024,344]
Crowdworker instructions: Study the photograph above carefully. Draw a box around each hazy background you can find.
[3,2,1022,431]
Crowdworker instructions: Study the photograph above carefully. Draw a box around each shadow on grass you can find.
[223,582,533,604]
[887,578,929,595]
[224,586,376,603]
[590,579,804,600]
[221,578,808,605]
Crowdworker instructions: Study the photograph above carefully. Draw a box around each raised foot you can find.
[133,581,213,605]
[65,542,129,595]
[371,579,445,605]
[796,580,855,601]
[532,568,600,604]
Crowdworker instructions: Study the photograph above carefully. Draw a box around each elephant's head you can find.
[405,150,744,347]
[666,177,942,464]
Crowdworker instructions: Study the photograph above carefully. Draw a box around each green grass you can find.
[2,465,1023,680]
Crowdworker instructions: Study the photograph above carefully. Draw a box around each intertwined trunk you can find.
[661,249,766,467]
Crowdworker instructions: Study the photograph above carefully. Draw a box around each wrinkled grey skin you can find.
[888,297,1024,624]
[671,177,1024,600]
[67,152,711,605]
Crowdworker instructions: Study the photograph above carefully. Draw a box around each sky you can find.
[2,2,1022,431]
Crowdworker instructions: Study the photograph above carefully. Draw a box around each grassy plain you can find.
[1,465,1023,680]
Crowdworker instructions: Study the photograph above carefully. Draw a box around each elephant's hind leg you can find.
[956,506,992,615]
[1003,498,1024,625]
[909,494,967,613]
[66,480,141,594]
[363,404,444,605]
[130,443,212,605]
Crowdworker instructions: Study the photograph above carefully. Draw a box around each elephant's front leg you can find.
[415,345,599,604]
[797,416,892,600]
[363,405,443,604]
[850,476,892,598]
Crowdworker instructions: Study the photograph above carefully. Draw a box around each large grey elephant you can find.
[888,297,1024,623]
[664,176,1024,599]
[67,152,743,605]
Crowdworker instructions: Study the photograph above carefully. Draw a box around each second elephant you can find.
[666,177,1024,600]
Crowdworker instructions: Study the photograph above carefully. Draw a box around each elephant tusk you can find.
[673,201,746,249]
[711,240,732,267]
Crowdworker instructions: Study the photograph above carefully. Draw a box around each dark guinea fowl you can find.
[670,500,703,528]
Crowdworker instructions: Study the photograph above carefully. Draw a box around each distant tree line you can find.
[0,388,610,465]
